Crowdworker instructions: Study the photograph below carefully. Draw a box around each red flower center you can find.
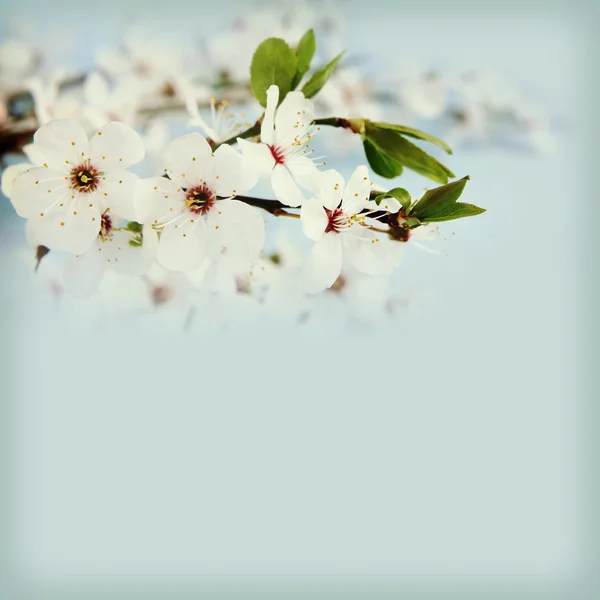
[268,144,286,165]
[99,212,113,241]
[70,161,99,193]
[185,184,215,215]
[325,208,348,233]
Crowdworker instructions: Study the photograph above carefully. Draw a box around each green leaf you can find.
[292,29,316,89]
[421,202,486,222]
[363,139,403,178]
[125,221,143,233]
[409,176,470,218]
[365,123,454,184]
[371,121,453,154]
[301,51,344,99]
[374,187,412,209]
[250,38,298,107]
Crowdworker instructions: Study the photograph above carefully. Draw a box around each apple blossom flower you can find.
[300,165,403,293]
[237,84,320,207]
[62,217,158,299]
[135,133,265,272]
[186,94,252,144]
[9,119,145,254]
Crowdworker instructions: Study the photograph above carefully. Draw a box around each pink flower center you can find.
[70,161,99,193]
[185,184,215,215]
[268,144,286,165]
[99,211,113,241]
[325,208,349,233]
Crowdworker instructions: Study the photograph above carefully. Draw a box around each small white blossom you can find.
[10,119,145,254]
[135,133,264,272]
[300,166,403,293]
[238,84,320,207]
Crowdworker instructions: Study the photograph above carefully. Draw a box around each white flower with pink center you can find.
[300,165,404,294]
[237,84,320,208]
[62,213,158,299]
[135,133,265,273]
[9,119,145,254]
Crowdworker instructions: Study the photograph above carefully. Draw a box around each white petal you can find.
[1,163,30,199]
[102,230,155,276]
[98,170,140,221]
[63,243,107,299]
[32,119,89,169]
[134,177,184,225]
[32,201,102,254]
[342,228,389,275]
[237,139,275,174]
[89,121,145,170]
[271,164,305,207]
[301,233,343,294]
[157,221,209,272]
[22,143,47,166]
[313,169,344,210]
[301,197,327,241]
[274,91,314,145]
[165,133,214,187]
[213,144,251,197]
[206,199,265,256]
[285,155,322,194]
[341,165,371,215]
[261,85,279,145]
[10,166,69,219]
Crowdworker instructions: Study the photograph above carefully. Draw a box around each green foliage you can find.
[301,52,344,99]
[370,122,452,154]
[420,203,486,222]
[373,187,412,209]
[409,176,469,218]
[292,29,316,89]
[250,38,297,107]
[364,122,454,184]
[408,176,485,222]
[125,221,143,233]
[363,139,404,178]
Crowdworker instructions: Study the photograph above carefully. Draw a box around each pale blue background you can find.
[0,1,593,598]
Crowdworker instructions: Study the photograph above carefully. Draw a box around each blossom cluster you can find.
[0,9,492,328]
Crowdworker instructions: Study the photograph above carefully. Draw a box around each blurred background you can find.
[0,0,596,598]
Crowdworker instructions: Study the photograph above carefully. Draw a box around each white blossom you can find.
[135,133,264,272]
[10,119,145,254]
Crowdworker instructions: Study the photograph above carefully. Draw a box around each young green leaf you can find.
[363,139,404,178]
[409,176,470,218]
[125,221,143,233]
[374,187,412,209]
[301,51,344,99]
[250,38,298,107]
[365,123,455,184]
[420,202,486,222]
[370,121,453,154]
[292,29,316,89]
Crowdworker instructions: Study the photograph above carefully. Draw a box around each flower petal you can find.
[134,177,184,225]
[271,164,305,207]
[237,138,275,175]
[102,230,155,276]
[274,91,314,146]
[1,163,31,199]
[301,197,327,241]
[165,133,214,186]
[157,221,209,272]
[342,228,389,275]
[10,166,69,218]
[89,121,145,170]
[261,85,279,145]
[313,168,344,210]
[206,199,265,256]
[63,242,107,299]
[341,165,371,215]
[32,200,102,254]
[32,119,89,169]
[214,144,252,197]
[301,233,343,294]
[99,170,140,221]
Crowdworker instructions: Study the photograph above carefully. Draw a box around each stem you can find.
[213,123,261,149]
